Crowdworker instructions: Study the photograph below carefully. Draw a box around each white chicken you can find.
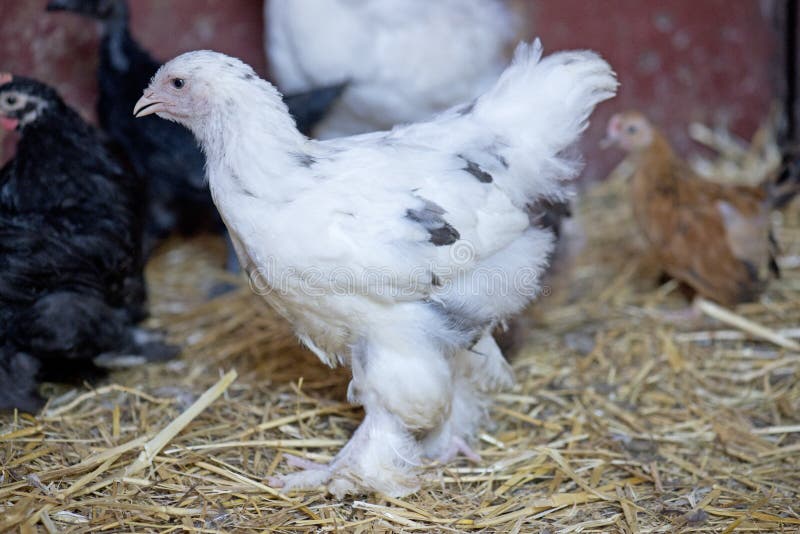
[264,0,518,138]
[134,40,617,497]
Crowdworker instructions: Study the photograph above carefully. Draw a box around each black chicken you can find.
[47,0,345,261]
[0,74,174,412]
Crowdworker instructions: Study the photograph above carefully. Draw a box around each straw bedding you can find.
[1,123,799,532]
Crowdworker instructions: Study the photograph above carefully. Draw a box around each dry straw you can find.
[1,119,798,532]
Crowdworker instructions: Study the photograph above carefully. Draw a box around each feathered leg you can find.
[270,332,452,497]
[422,330,513,462]
[421,372,485,463]
[463,330,515,392]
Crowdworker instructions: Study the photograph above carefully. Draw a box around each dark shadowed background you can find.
[0,0,794,181]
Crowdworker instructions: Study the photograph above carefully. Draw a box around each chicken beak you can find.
[600,114,622,149]
[133,94,166,118]
[599,136,616,149]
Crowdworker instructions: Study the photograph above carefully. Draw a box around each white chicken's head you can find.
[133,51,258,131]
[605,111,654,152]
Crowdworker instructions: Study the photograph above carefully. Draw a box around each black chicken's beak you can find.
[133,94,165,118]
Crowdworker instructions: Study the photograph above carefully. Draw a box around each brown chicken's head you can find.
[604,111,654,152]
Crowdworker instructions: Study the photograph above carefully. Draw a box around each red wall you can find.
[520,0,783,179]
[0,0,264,125]
[0,0,785,180]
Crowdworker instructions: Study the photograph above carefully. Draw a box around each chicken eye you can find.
[171,78,185,89]
[626,125,638,134]
[4,95,17,106]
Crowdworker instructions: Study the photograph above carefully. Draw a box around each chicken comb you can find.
[0,73,12,85]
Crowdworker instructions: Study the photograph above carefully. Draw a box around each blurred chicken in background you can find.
[0,74,174,412]
[606,111,800,309]
[265,0,517,139]
[47,0,345,267]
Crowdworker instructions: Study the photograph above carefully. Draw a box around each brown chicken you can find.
[606,111,798,307]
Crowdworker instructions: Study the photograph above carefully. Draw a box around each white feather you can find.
[149,42,617,496]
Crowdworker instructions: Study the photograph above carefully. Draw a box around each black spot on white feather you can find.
[461,157,493,183]
[424,298,485,338]
[489,146,509,169]
[230,172,256,198]
[406,198,460,246]
[526,198,571,236]
[241,73,254,81]
[457,99,476,116]
[293,152,317,167]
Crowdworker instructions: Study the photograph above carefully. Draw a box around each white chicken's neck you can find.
[195,79,311,204]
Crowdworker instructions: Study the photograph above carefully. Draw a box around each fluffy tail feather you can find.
[469,39,618,201]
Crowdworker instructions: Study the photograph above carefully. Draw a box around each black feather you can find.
[293,152,317,168]
[770,150,800,209]
[461,157,493,183]
[406,198,460,246]
[526,198,572,238]
[768,229,781,278]
[0,75,174,412]
[285,83,348,136]
[457,99,476,116]
[0,350,43,414]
